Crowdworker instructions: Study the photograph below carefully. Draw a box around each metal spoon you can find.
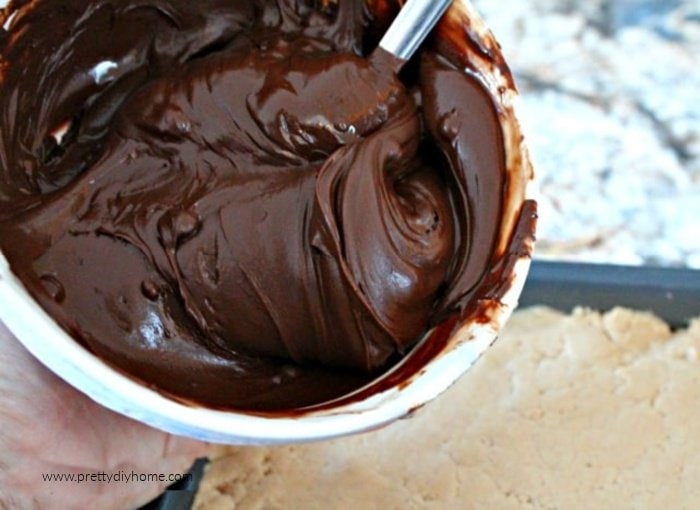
[378,0,454,65]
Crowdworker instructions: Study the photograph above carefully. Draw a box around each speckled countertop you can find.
[473,0,700,268]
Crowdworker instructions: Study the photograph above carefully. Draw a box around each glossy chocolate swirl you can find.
[0,0,515,411]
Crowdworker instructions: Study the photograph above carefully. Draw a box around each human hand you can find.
[0,320,210,509]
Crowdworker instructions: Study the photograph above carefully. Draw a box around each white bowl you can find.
[0,0,535,445]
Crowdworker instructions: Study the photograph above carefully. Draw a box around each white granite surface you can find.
[473,0,700,268]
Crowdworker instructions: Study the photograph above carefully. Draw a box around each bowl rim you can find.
[0,0,536,445]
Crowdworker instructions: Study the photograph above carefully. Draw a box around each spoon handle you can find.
[378,0,454,62]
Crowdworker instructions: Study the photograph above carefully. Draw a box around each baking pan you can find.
[139,458,209,510]
[519,260,699,329]
[142,260,700,509]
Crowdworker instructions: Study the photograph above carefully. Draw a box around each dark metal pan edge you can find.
[518,260,700,329]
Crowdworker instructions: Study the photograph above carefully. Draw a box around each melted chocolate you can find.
[0,0,535,412]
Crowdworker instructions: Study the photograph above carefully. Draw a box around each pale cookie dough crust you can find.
[194,307,700,510]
